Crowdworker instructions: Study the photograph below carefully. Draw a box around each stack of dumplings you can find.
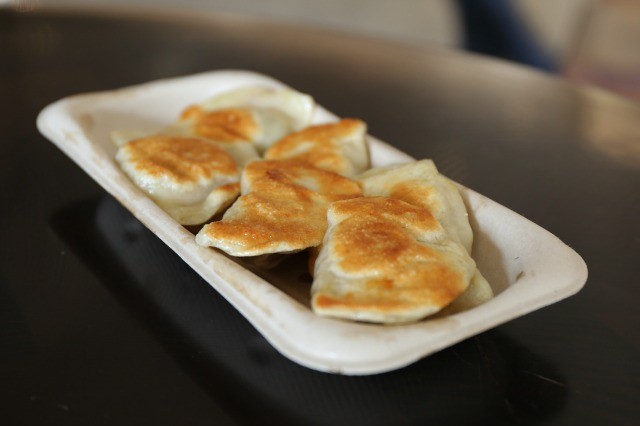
[114,85,492,324]
[196,160,362,257]
[113,86,313,225]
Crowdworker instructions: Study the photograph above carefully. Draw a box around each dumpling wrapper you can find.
[437,271,494,316]
[172,86,315,154]
[111,129,259,169]
[358,159,473,252]
[116,135,241,225]
[358,160,493,311]
[196,160,362,257]
[264,118,369,177]
[311,197,476,324]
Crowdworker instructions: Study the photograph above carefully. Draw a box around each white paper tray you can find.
[37,70,588,375]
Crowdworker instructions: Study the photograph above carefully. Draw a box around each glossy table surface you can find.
[1,7,639,426]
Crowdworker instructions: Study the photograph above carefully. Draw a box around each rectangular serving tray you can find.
[37,70,587,375]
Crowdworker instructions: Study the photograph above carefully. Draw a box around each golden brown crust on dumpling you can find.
[327,196,441,235]
[325,217,466,311]
[244,160,363,201]
[179,106,259,143]
[311,197,475,323]
[196,161,362,256]
[199,196,328,255]
[264,119,367,176]
[116,135,241,225]
[389,181,434,208]
[120,135,238,183]
[359,160,474,254]
[313,257,465,313]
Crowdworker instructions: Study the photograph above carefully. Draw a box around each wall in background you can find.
[8,0,639,101]
[13,0,594,59]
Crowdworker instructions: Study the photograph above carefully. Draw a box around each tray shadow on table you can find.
[51,195,569,426]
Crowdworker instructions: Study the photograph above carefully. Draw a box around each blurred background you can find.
[6,0,640,102]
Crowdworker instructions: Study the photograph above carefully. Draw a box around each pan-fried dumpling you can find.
[358,160,493,311]
[116,135,241,225]
[437,270,493,316]
[195,160,362,256]
[111,130,259,168]
[173,86,315,154]
[311,197,476,324]
[264,119,369,177]
[358,159,473,253]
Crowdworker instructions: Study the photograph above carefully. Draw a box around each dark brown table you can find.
[1,6,639,426]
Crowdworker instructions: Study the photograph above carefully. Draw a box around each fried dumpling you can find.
[111,129,259,169]
[195,160,362,257]
[116,135,240,225]
[311,197,476,324]
[437,270,493,316]
[358,159,473,254]
[264,119,369,177]
[358,160,493,311]
[173,86,315,154]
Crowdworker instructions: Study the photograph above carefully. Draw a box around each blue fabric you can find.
[455,0,557,72]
